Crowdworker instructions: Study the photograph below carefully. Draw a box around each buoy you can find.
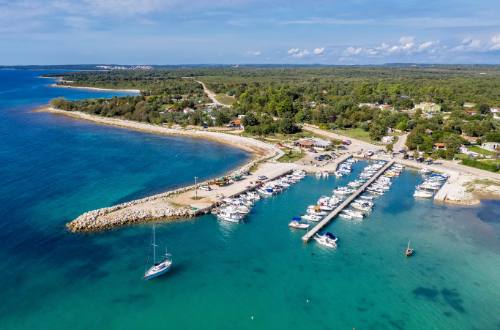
[251,316,254,320]
[306,299,310,303]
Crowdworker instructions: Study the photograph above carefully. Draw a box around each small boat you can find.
[301,214,322,222]
[339,212,352,219]
[314,232,338,248]
[217,209,243,223]
[289,217,310,229]
[144,225,172,280]
[343,209,364,218]
[419,168,432,175]
[405,241,414,257]
[413,189,433,198]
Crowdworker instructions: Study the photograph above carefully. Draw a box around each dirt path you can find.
[194,80,231,108]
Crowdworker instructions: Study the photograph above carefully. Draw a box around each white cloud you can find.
[344,36,442,58]
[287,48,310,58]
[490,34,500,50]
[313,47,325,56]
[345,46,363,56]
[451,37,482,52]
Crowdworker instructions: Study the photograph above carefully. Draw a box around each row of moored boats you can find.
[292,160,404,249]
[413,168,448,198]
[212,170,307,223]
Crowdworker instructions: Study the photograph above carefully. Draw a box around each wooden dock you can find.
[302,160,395,242]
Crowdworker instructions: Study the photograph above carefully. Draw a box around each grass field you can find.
[277,149,304,163]
[332,128,377,143]
[468,145,497,156]
[215,93,236,106]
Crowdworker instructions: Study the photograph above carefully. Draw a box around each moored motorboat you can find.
[289,217,311,229]
[314,232,338,248]
[301,214,322,222]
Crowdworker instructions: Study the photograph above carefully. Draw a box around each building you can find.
[465,109,478,116]
[358,103,393,111]
[433,143,447,150]
[296,138,331,149]
[481,142,500,152]
[459,146,479,158]
[491,107,500,120]
[381,136,395,144]
[413,102,441,114]
[227,119,243,129]
[311,138,332,149]
[463,102,476,108]
[358,103,378,109]
[296,139,314,149]
[461,134,479,145]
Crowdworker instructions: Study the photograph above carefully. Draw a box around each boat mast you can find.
[152,225,156,264]
[407,240,411,249]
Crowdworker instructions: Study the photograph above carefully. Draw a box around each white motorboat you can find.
[339,212,353,219]
[343,209,364,218]
[314,232,338,248]
[413,189,433,198]
[289,218,310,229]
[217,209,244,222]
[351,202,372,213]
[301,214,322,222]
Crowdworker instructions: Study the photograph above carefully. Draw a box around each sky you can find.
[1,0,499,65]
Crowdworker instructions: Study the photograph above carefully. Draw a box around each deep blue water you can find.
[0,70,499,330]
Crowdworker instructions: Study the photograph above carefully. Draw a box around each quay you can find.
[302,160,395,242]
[67,154,352,232]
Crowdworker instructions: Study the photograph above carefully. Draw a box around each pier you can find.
[302,160,395,242]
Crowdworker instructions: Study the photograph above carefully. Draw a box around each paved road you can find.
[393,133,408,153]
[304,124,500,182]
[302,124,383,154]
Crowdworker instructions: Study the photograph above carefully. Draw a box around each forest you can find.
[47,65,500,166]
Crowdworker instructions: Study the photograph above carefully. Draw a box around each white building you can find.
[381,136,395,144]
[413,102,441,113]
[481,142,500,152]
[311,138,332,149]
[459,146,479,158]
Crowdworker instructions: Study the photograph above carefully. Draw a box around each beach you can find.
[50,83,141,94]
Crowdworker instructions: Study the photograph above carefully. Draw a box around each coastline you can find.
[36,106,499,232]
[36,106,279,158]
[49,83,141,94]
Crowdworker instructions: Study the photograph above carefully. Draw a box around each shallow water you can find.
[0,70,499,330]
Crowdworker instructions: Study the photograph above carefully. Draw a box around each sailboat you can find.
[405,240,414,257]
[144,225,172,280]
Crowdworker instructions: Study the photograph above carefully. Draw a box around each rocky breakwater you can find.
[67,183,202,232]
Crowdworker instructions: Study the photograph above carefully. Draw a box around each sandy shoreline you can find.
[36,106,280,158]
[50,83,141,94]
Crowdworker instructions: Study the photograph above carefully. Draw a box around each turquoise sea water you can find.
[1,70,499,329]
